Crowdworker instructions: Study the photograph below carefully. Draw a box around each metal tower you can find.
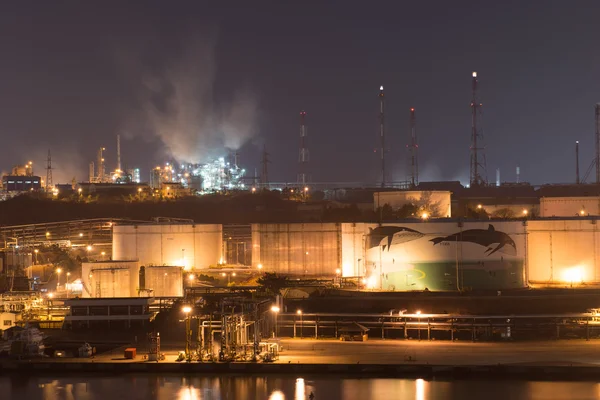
[379,86,386,187]
[576,141,580,184]
[97,147,106,183]
[116,134,121,172]
[298,110,309,185]
[469,72,488,187]
[596,104,600,184]
[408,107,418,188]
[45,149,53,192]
[260,145,270,188]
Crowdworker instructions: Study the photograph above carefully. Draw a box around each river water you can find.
[2,375,599,400]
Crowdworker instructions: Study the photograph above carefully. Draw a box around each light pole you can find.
[188,273,195,288]
[297,309,303,339]
[182,306,192,357]
[34,249,39,265]
[335,268,341,286]
[66,272,71,298]
[416,310,422,341]
[271,305,280,338]
[56,267,62,291]
[101,251,106,260]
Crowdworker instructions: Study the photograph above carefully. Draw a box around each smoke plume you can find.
[123,35,259,164]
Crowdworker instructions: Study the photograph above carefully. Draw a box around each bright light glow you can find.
[335,268,341,275]
[268,391,285,400]
[380,85,384,90]
[416,378,425,400]
[295,378,306,400]
[257,263,263,270]
[562,267,584,283]
[182,306,192,313]
[56,268,62,274]
[297,309,302,315]
[86,245,92,251]
[66,272,71,277]
[177,386,200,400]
[366,275,377,289]
[580,209,586,216]
[416,310,422,315]
[79,233,83,237]
[101,251,106,256]
[232,272,236,277]
[188,274,195,281]
[45,232,50,236]
[221,272,226,277]
[252,187,256,193]
[34,249,39,253]
[304,186,309,192]
[66,279,83,293]
[522,209,528,215]
[48,293,54,299]
[421,212,429,220]
[472,71,477,77]
[271,305,280,313]
[477,204,482,209]
[361,278,367,284]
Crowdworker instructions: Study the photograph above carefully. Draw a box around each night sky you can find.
[2,1,599,186]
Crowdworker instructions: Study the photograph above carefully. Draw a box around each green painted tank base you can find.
[381,261,525,292]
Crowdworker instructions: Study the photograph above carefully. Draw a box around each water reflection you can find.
[2,375,600,400]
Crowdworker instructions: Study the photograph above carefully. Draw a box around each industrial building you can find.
[63,297,154,330]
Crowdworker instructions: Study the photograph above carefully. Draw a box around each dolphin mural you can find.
[430,224,516,256]
[367,226,425,251]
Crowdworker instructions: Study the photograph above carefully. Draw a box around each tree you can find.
[257,272,288,294]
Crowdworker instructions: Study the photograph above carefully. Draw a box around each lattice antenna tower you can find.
[379,85,386,187]
[45,149,53,192]
[469,71,488,186]
[408,107,418,188]
[298,110,309,185]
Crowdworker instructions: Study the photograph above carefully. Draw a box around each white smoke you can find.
[123,35,259,164]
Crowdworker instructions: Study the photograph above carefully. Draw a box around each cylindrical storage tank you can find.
[112,224,222,270]
[81,261,140,298]
[144,266,183,297]
[252,223,341,276]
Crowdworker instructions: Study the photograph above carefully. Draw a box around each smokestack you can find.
[496,168,500,187]
[576,140,580,184]
[117,134,121,172]
[516,165,520,184]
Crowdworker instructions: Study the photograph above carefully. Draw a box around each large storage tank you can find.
[143,266,183,297]
[540,197,600,217]
[112,223,222,269]
[528,219,600,285]
[342,221,526,291]
[81,261,140,298]
[252,223,341,276]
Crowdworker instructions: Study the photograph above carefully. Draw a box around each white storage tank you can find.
[81,261,140,298]
[143,265,183,297]
[252,223,341,276]
[112,223,222,269]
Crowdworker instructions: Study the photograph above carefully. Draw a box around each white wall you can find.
[144,266,183,297]
[112,224,222,269]
[540,197,600,217]
[373,191,452,218]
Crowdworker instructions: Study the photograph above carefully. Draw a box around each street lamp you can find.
[182,306,192,357]
[34,249,39,264]
[271,305,280,338]
[257,263,263,271]
[297,309,303,339]
[335,268,341,286]
[101,251,106,260]
[86,245,92,251]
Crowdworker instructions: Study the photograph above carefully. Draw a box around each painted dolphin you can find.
[367,226,424,251]
[430,224,516,256]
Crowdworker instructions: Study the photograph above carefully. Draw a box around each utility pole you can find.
[469,72,488,187]
[379,86,386,188]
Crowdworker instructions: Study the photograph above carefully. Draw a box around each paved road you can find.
[277,339,600,366]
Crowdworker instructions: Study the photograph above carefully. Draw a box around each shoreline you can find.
[3,360,600,381]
